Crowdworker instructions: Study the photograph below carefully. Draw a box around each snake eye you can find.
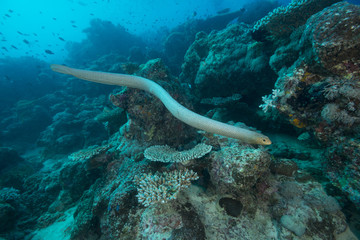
[260,137,271,145]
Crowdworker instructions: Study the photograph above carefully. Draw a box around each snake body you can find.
[51,64,271,145]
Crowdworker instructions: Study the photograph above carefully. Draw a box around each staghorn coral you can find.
[134,169,199,207]
[144,143,212,163]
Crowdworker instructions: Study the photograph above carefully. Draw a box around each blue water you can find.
[1,0,256,61]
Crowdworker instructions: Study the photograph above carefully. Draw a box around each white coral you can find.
[259,89,284,113]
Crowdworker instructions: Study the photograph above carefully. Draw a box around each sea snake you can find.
[51,64,272,145]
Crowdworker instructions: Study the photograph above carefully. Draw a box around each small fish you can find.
[58,37,65,41]
[1,46,8,52]
[70,20,76,23]
[11,45,18,49]
[52,17,57,20]
[78,1,87,6]
[23,39,30,44]
[33,33,37,36]
[17,31,24,35]
[4,14,11,18]
[45,49,54,54]
[217,8,230,15]
[72,24,77,28]
[8,9,13,13]
[193,11,197,17]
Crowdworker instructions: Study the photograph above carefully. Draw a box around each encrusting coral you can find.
[134,169,199,206]
[252,0,341,40]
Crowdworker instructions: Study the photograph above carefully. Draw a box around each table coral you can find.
[144,143,212,163]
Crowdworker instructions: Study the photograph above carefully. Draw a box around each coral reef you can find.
[109,58,198,146]
[210,141,271,194]
[300,2,360,75]
[180,24,276,101]
[2,1,360,239]
[162,1,279,74]
[259,2,360,207]
[95,107,127,135]
[1,124,357,239]
[134,169,199,206]
[252,0,341,41]
[0,148,24,170]
[144,143,211,163]
[0,187,20,203]
[37,94,108,156]
[66,19,146,64]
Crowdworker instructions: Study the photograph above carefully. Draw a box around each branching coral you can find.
[259,89,284,113]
